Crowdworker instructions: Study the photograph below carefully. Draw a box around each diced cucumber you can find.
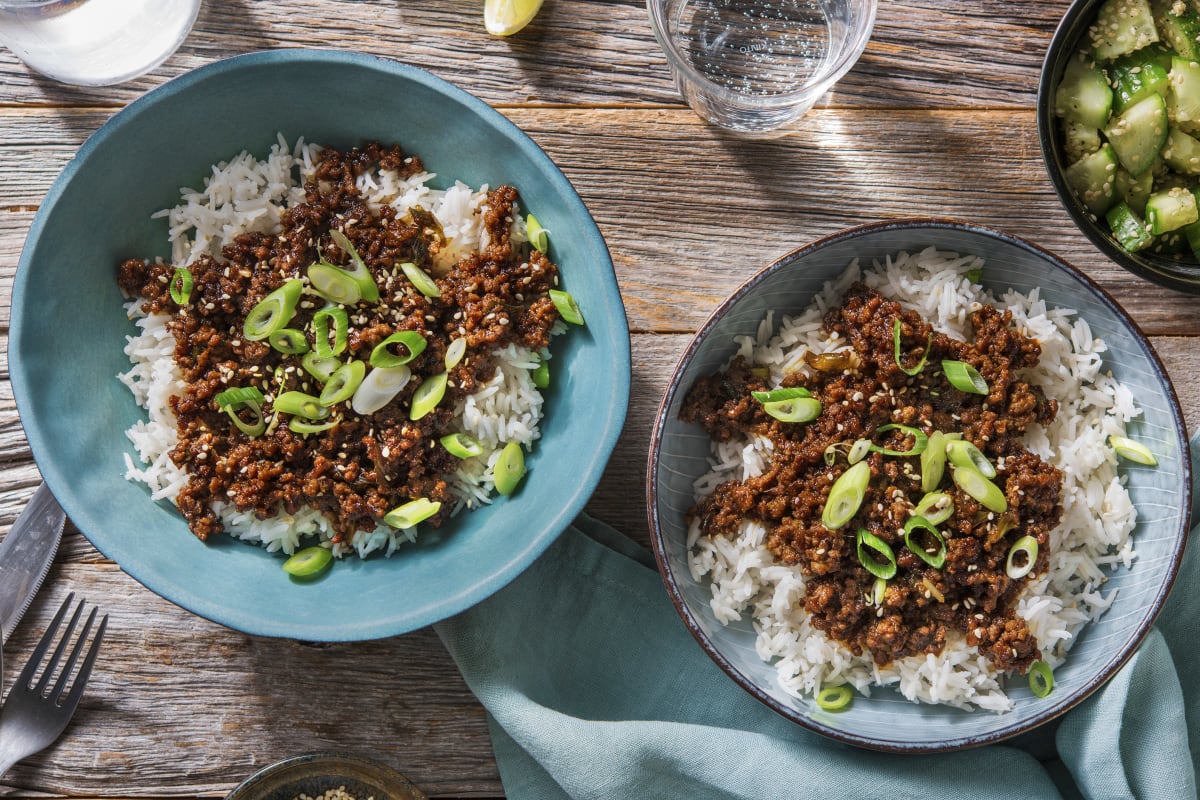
[1055,52,1114,127]
[1168,55,1200,131]
[1116,164,1156,212]
[1108,50,1171,113]
[1065,143,1120,216]
[1104,91,1170,174]
[1064,120,1104,162]
[1152,0,1200,60]
[1088,0,1160,61]
[1145,185,1200,231]
[1106,202,1156,250]
[1162,125,1200,172]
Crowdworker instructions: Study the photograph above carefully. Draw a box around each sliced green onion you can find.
[903,516,947,569]
[383,498,442,529]
[312,306,350,358]
[823,443,844,467]
[815,684,853,713]
[914,491,954,525]
[847,438,871,465]
[942,360,989,395]
[268,328,310,355]
[273,391,329,420]
[946,439,996,478]
[1028,660,1054,698]
[494,440,526,495]
[965,267,984,284]
[445,338,467,370]
[398,261,441,298]
[244,279,304,341]
[952,465,1007,513]
[319,360,365,407]
[750,387,811,402]
[289,417,338,435]
[1006,535,1039,580]
[441,432,484,458]
[301,352,341,383]
[308,262,362,305]
[370,330,427,368]
[352,365,411,416]
[762,396,822,423]
[409,372,448,420]
[548,288,585,325]
[822,461,870,530]
[170,267,193,305]
[1108,434,1158,466]
[855,529,898,580]
[873,577,887,606]
[920,430,948,492]
[527,213,550,252]
[328,229,380,302]
[531,359,550,389]
[893,318,932,376]
[214,386,267,437]
[869,424,928,457]
[282,546,333,578]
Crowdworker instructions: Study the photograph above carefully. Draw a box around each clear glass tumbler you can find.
[0,0,201,87]
[647,0,877,134]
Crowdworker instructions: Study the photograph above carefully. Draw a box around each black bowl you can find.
[1038,0,1200,293]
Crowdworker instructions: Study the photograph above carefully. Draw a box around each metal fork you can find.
[0,594,106,777]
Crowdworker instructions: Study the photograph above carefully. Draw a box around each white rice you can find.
[687,247,1140,712]
[119,134,549,558]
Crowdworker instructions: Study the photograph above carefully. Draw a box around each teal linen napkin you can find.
[434,432,1200,799]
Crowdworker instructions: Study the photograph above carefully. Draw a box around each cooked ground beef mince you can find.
[117,143,561,543]
[681,283,1063,674]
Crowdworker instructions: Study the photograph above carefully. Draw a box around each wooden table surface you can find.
[0,1,1196,798]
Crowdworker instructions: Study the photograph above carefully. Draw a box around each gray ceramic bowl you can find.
[225,753,426,800]
[647,219,1190,751]
[8,50,630,640]
[1038,0,1200,293]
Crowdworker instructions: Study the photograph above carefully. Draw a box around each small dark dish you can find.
[1038,0,1200,293]
[647,219,1190,751]
[226,753,426,800]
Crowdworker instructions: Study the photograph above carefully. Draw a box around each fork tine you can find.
[49,605,98,705]
[33,596,83,696]
[16,592,74,690]
[59,612,106,712]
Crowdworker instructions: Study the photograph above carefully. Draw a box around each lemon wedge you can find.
[484,0,544,36]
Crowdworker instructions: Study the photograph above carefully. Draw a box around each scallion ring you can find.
[312,306,350,358]
[751,387,811,402]
[946,439,996,479]
[847,438,871,465]
[214,386,266,437]
[441,432,484,459]
[1028,660,1054,698]
[527,213,550,252]
[951,465,1007,513]
[531,359,550,389]
[873,577,887,607]
[1108,434,1158,466]
[319,360,365,407]
[913,491,955,525]
[383,498,442,529]
[869,424,928,457]
[920,430,948,492]
[548,288,585,325]
[243,279,304,341]
[942,360,989,395]
[301,352,341,383]
[268,327,310,355]
[398,261,441,298]
[815,685,853,713]
[752,387,820,423]
[893,318,932,376]
[409,372,448,420]
[308,262,362,305]
[445,337,467,370]
[170,267,193,305]
[855,529,898,580]
[903,515,947,569]
[351,365,412,416]
[1006,535,1039,580]
[822,461,870,530]
[493,440,526,495]
[289,418,338,435]
[273,391,330,420]
[369,330,427,368]
[965,267,984,284]
[281,546,333,578]
[328,229,380,302]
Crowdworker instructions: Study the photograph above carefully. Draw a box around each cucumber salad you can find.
[1054,0,1200,257]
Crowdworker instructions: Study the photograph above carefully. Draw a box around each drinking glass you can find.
[0,0,201,87]
[647,0,877,134]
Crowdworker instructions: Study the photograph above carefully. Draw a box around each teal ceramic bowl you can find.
[648,219,1190,751]
[9,50,630,640]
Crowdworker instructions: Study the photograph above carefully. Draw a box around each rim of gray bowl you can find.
[646,217,1192,752]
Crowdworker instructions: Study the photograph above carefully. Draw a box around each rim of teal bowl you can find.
[9,49,631,639]
[647,218,1191,751]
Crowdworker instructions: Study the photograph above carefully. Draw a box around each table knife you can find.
[0,483,66,645]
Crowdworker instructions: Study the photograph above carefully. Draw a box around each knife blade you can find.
[0,483,65,645]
